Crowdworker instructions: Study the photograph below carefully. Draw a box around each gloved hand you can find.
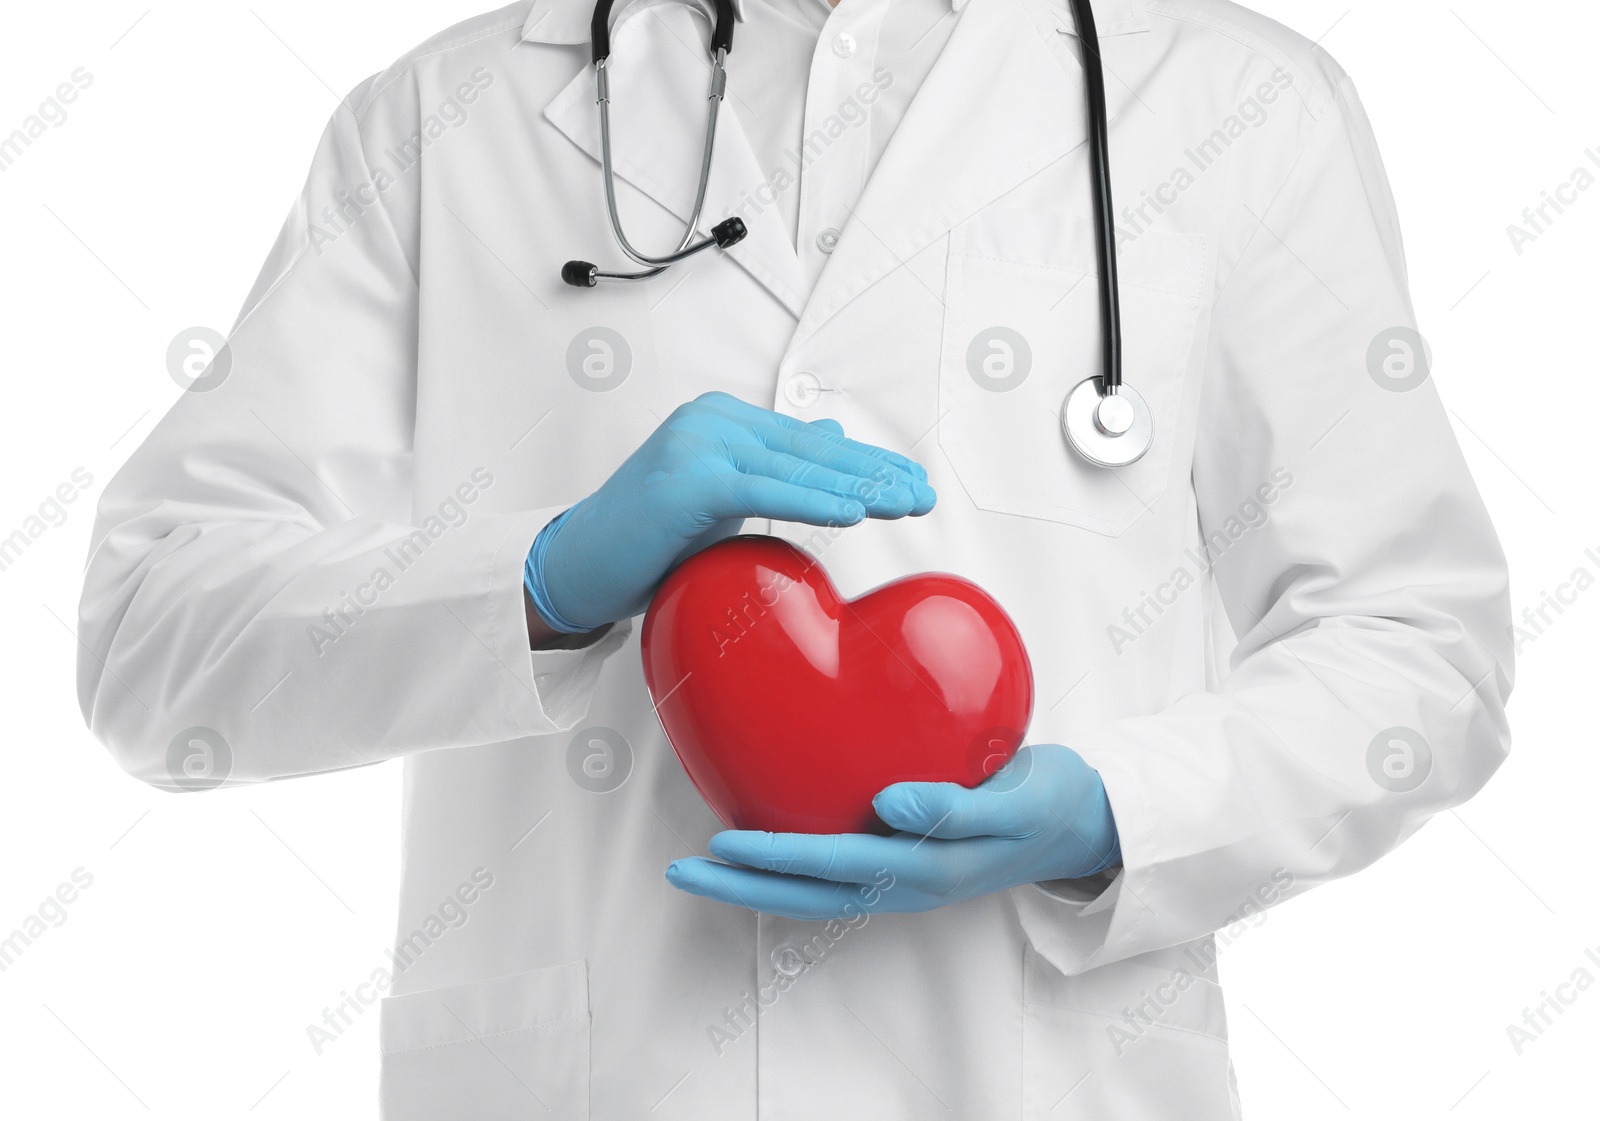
[664,744,1121,920]
[524,392,937,633]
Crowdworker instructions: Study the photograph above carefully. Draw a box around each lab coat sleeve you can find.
[1011,73,1513,972]
[77,79,627,791]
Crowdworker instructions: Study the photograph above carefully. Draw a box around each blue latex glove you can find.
[664,744,1121,920]
[524,392,936,632]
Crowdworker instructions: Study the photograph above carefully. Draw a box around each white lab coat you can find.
[77,0,1512,1116]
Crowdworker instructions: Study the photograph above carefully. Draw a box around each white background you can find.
[0,0,1594,1116]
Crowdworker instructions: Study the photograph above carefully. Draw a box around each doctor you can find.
[78,0,1512,1116]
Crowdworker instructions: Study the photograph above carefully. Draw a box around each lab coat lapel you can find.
[792,0,1110,345]
[542,3,809,317]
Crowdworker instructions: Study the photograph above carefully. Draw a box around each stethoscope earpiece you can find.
[562,261,600,288]
[711,217,748,248]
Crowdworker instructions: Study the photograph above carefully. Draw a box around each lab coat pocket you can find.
[940,208,1206,535]
[379,960,590,1120]
[1023,947,1238,1120]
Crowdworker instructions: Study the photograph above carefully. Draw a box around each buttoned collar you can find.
[520,0,1148,45]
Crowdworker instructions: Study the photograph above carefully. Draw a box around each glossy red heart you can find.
[641,535,1034,834]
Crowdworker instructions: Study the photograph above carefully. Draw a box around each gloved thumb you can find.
[873,782,1015,839]
[807,417,845,436]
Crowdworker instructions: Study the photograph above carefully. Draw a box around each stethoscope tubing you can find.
[1066,0,1122,395]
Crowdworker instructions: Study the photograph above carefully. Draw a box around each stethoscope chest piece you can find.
[1061,376,1153,468]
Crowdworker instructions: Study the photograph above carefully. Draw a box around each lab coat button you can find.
[816,228,841,253]
[772,944,809,976]
[783,372,824,408]
[832,33,857,58]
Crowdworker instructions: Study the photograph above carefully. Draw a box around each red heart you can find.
[641,536,1034,834]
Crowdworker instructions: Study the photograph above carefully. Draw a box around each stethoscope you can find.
[561,0,1153,469]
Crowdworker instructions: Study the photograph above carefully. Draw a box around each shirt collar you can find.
[518,0,1142,45]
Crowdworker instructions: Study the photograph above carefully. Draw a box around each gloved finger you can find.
[708,830,915,884]
[762,421,926,481]
[762,429,936,514]
[665,858,890,921]
[706,475,868,526]
[872,781,1028,839]
[807,418,845,436]
[763,420,932,486]
[804,436,934,514]
[690,393,922,482]
[704,393,934,489]
[711,392,925,477]
[729,449,920,517]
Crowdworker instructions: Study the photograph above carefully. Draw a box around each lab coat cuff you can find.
[1009,731,1155,976]
[486,509,631,738]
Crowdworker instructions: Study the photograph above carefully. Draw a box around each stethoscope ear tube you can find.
[590,0,736,63]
